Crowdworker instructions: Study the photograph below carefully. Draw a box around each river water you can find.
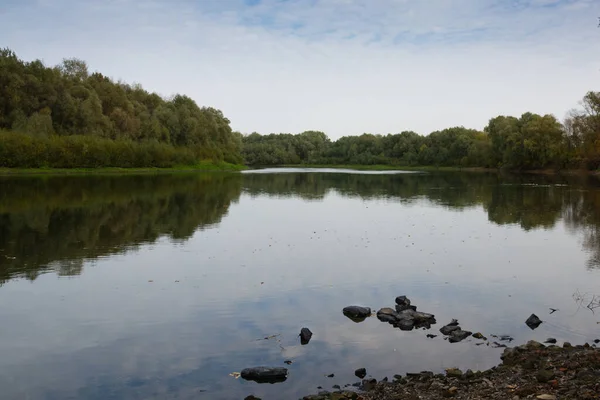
[1,169,599,399]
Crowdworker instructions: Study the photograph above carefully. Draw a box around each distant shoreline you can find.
[0,162,246,176]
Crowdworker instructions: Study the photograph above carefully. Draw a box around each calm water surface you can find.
[1,169,600,399]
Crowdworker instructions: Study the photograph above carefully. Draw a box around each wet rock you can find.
[240,367,288,383]
[355,368,367,379]
[376,308,398,323]
[300,327,313,345]
[362,378,377,391]
[440,324,461,335]
[332,384,341,389]
[426,334,437,338]
[536,369,555,383]
[447,319,459,326]
[536,395,556,400]
[526,340,545,350]
[244,396,262,400]
[525,313,542,330]
[395,304,417,313]
[445,367,463,378]
[284,360,292,365]
[395,295,411,307]
[327,373,335,378]
[499,335,514,342]
[448,329,472,343]
[594,339,600,344]
[563,342,572,348]
[394,318,415,331]
[343,306,371,321]
[472,332,487,340]
[544,338,557,344]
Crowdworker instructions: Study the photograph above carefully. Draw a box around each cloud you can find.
[1,0,599,138]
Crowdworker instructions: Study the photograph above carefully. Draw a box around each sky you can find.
[1,0,600,138]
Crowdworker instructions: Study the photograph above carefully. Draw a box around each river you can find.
[1,169,599,399]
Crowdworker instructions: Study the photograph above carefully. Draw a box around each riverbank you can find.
[302,341,600,400]
[0,161,246,175]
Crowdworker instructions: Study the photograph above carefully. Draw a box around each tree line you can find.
[242,92,600,170]
[2,48,599,170]
[0,49,243,168]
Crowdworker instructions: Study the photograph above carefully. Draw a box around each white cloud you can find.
[1,0,599,138]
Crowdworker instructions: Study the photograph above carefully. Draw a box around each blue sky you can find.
[1,0,599,137]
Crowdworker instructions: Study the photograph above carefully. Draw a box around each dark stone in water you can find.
[332,385,341,389]
[447,319,459,326]
[355,368,367,378]
[440,324,461,335]
[594,339,600,344]
[472,332,486,340]
[327,373,335,378]
[241,367,288,383]
[245,396,262,400]
[545,338,557,344]
[395,304,417,312]
[448,329,472,343]
[343,306,371,322]
[394,319,415,330]
[499,335,514,342]
[376,308,399,323]
[426,334,437,338]
[525,314,542,330]
[395,296,411,307]
[300,327,313,345]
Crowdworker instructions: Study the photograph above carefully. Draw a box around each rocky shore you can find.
[301,341,600,400]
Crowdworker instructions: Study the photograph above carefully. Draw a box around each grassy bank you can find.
[0,161,245,176]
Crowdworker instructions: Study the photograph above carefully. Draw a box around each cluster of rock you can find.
[375,296,437,331]
[439,319,473,343]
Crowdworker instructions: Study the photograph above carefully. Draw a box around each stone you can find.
[472,332,486,340]
[440,325,461,335]
[544,338,557,344]
[395,295,411,307]
[536,369,555,383]
[525,313,543,329]
[594,339,600,344]
[244,396,262,400]
[449,329,472,343]
[394,319,415,330]
[332,384,341,389]
[240,367,288,383]
[445,368,463,378]
[563,342,572,348]
[447,319,459,326]
[327,373,335,378]
[284,360,292,365]
[526,340,545,350]
[342,306,371,321]
[376,308,399,323]
[536,395,557,400]
[426,334,437,338]
[395,304,417,312]
[300,327,313,345]
[354,368,367,379]
[361,378,377,391]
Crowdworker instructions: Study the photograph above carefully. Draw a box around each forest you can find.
[1,48,599,170]
[0,49,243,168]
[242,93,600,171]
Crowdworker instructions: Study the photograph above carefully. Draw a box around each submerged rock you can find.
[343,306,371,321]
[300,327,313,345]
[545,338,557,344]
[241,367,288,383]
[526,314,543,329]
[472,332,487,340]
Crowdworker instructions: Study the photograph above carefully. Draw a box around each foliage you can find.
[0,48,242,167]
[242,92,600,171]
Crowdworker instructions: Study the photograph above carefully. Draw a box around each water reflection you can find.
[0,173,242,284]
